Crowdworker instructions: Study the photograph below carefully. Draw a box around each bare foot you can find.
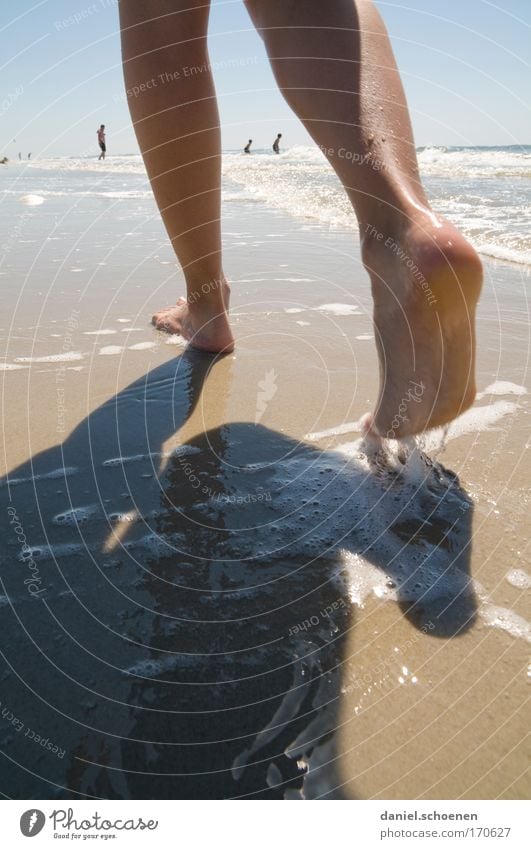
[362,212,483,438]
[151,281,234,354]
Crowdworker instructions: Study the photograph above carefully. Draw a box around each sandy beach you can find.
[0,155,529,799]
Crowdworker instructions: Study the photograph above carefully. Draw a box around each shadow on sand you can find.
[0,352,475,798]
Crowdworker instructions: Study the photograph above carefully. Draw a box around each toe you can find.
[152,312,171,330]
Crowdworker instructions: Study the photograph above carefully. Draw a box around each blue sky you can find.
[1,0,529,157]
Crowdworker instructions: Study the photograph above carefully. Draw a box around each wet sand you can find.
[0,197,529,799]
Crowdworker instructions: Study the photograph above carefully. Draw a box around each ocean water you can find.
[1,145,531,266]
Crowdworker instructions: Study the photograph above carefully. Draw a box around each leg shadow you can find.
[0,360,475,799]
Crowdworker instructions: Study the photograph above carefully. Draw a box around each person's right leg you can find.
[119,0,233,353]
[245,0,482,437]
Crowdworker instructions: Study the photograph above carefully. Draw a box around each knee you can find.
[121,0,210,39]
[244,0,295,34]
[243,0,263,32]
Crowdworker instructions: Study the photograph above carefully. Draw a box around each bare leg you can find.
[245,0,482,436]
[119,0,234,353]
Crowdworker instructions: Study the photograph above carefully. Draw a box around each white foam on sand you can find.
[116,318,131,323]
[101,510,142,553]
[0,363,28,371]
[53,505,101,527]
[2,466,78,488]
[123,532,185,557]
[124,656,192,678]
[343,552,390,606]
[432,400,519,446]
[102,445,200,467]
[103,453,154,467]
[18,543,86,562]
[476,598,531,643]
[356,334,373,340]
[19,194,44,205]
[274,277,313,283]
[129,341,157,351]
[306,418,366,442]
[476,381,527,400]
[342,553,531,648]
[506,569,531,590]
[313,303,361,316]
[84,329,117,336]
[99,345,124,356]
[306,399,519,446]
[14,351,84,363]
[166,335,186,346]
[108,510,140,525]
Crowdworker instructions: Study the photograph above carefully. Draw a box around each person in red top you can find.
[97,125,106,161]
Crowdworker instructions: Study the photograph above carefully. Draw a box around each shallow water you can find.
[2,145,531,265]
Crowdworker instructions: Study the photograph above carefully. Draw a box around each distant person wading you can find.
[97,124,106,160]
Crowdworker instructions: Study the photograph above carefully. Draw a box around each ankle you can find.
[361,206,477,264]
[361,211,483,314]
[359,194,427,247]
[184,276,229,310]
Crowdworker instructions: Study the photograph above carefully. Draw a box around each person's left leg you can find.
[244,0,482,436]
[119,0,234,353]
